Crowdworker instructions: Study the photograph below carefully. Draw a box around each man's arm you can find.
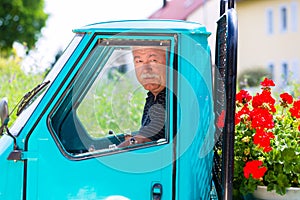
[118,103,165,148]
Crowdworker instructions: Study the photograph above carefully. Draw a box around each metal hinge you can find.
[7,150,37,161]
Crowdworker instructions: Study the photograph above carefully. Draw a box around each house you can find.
[237,0,300,89]
[148,0,220,79]
[149,0,300,89]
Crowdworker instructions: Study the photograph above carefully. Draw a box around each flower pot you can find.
[252,186,300,200]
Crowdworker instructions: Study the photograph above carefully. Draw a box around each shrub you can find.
[0,56,44,124]
[238,67,271,89]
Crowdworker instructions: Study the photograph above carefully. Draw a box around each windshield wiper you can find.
[16,80,50,116]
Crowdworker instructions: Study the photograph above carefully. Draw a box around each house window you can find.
[291,1,298,32]
[291,59,299,80]
[268,63,274,79]
[266,9,274,34]
[280,6,288,32]
[282,62,288,86]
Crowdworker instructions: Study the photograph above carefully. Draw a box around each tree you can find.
[0,0,48,56]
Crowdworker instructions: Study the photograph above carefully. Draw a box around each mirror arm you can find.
[5,126,18,150]
[1,117,19,150]
[4,118,22,161]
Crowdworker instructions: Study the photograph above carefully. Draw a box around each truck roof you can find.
[73,19,209,34]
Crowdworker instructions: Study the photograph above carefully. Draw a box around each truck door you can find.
[25,36,176,200]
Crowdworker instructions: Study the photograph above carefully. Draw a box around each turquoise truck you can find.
[0,1,237,199]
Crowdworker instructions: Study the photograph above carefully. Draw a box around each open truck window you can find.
[49,37,174,157]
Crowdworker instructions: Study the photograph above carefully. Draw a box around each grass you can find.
[0,56,44,125]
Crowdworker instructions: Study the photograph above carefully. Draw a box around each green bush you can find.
[288,78,300,99]
[77,72,146,138]
[238,67,271,89]
[0,56,44,124]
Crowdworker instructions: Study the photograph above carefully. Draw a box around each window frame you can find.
[291,1,298,32]
[267,62,274,79]
[266,8,274,35]
[47,33,177,160]
[281,61,289,86]
[291,59,299,80]
[279,5,288,33]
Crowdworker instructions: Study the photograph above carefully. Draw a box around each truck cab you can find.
[0,20,216,200]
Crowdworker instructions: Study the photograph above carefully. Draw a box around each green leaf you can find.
[278,174,290,186]
[265,170,276,184]
[281,148,297,162]
[274,185,287,195]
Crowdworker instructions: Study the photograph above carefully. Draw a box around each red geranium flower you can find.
[253,128,274,152]
[252,90,276,112]
[289,100,300,119]
[260,77,275,87]
[236,90,252,104]
[243,160,267,180]
[280,92,293,104]
[235,105,250,125]
[250,108,274,129]
[235,78,300,196]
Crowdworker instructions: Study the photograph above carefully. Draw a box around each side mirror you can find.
[0,97,9,135]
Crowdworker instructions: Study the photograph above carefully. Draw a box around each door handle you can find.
[152,183,163,200]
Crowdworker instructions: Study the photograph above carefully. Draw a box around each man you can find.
[118,46,167,147]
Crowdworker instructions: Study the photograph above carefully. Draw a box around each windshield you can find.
[10,34,84,136]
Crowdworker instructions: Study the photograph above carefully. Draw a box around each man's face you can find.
[133,47,167,96]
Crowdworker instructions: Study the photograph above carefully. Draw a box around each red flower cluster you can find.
[253,128,274,152]
[236,78,276,153]
[250,108,274,130]
[252,90,276,112]
[260,78,275,87]
[290,100,300,119]
[236,78,300,180]
[280,92,293,105]
[243,160,267,180]
[236,89,252,104]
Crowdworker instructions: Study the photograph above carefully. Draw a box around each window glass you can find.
[280,6,288,32]
[268,63,274,79]
[291,2,298,32]
[282,62,288,86]
[291,59,299,80]
[50,38,172,156]
[266,9,274,34]
[76,48,145,138]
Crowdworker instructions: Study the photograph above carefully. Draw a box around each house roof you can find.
[148,0,206,20]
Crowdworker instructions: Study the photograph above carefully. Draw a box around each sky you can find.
[22,0,163,71]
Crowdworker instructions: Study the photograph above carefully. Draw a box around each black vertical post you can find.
[214,0,237,200]
[222,8,238,200]
[228,0,235,9]
[220,0,226,16]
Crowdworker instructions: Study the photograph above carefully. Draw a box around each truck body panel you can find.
[0,20,214,200]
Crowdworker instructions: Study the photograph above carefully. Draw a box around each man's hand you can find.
[117,135,152,148]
